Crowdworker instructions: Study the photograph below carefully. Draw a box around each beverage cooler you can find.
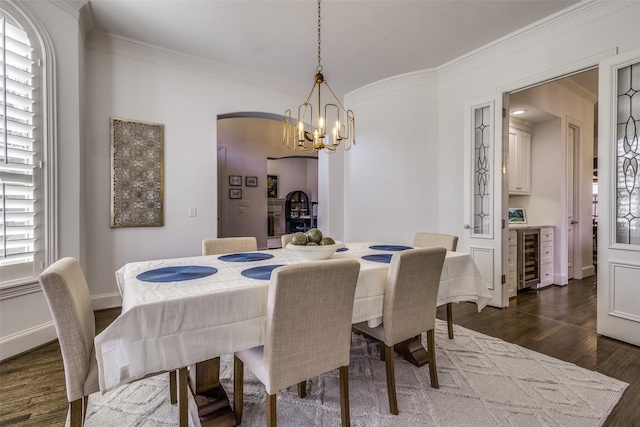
[517,228,540,290]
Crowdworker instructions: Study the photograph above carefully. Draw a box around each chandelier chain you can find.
[317,0,322,72]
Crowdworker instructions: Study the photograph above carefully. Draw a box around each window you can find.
[615,62,640,245]
[1,6,49,287]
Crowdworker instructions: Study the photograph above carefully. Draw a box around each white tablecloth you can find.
[95,242,491,392]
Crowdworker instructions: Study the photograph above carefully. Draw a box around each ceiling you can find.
[509,68,598,123]
[85,0,581,96]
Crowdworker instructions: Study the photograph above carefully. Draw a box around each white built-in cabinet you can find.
[539,227,554,287]
[508,230,517,298]
[508,120,532,195]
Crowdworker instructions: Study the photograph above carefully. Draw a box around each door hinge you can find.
[502,219,505,229]
[502,274,506,284]
[502,108,507,118]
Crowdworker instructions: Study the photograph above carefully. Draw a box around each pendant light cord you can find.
[317,0,322,73]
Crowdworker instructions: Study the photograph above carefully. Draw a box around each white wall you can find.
[83,50,306,303]
[343,72,441,245]
[343,1,640,256]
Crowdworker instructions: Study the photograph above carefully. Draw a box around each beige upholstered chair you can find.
[40,258,188,425]
[352,247,446,415]
[202,236,258,256]
[38,257,101,427]
[413,232,458,339]
[413,232,458,251]
[280,233,293,248]
[234,259,361,427]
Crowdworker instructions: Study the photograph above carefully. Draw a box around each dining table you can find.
[94,241,492,427]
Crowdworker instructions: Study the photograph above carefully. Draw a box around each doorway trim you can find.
[497,53,611,294]
[566,117,586,280]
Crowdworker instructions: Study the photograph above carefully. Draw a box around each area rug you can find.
[75,320,628,426]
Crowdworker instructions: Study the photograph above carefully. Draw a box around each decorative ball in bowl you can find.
[286,241,345,261]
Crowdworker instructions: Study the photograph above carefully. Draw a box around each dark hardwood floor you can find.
[1,276,638,426]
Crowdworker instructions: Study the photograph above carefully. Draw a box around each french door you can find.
[463,94,508,308]
[597,48,640,346]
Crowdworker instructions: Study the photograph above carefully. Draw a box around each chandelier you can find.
[283,0,355,153]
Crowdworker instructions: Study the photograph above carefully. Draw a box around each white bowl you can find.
[285,241,345,261]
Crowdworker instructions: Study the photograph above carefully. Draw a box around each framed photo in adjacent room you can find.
[229,189,242,199]
[267,175,278,198]
[229,175,242,186]
[245,176,258,187]
[508,208,527,224]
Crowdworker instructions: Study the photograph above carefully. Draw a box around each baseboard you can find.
[0,321,57,361]
[554,273,569,286]
[582,265,596,278]
[92,292,123,311]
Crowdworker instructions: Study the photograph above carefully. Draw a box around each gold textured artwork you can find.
[110,117,164,227]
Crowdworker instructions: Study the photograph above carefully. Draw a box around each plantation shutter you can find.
[1,15,38,282]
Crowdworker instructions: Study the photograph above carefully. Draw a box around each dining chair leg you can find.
[169,370,177,404]
[446,303,454,339]
[266,392,277,427]
[178,367,188,427]
[70,399,82,427]
[383,344,399,415]
[426,329,439,389]
[339,366,351,427]
[234,356,244,425]
[298,381,307,398]
[83,395,89,423]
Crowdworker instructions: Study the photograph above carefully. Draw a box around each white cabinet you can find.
[539,227,554,287]
[508,230,517,298]
[508,124,531,195]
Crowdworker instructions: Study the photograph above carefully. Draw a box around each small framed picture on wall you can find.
[267,175,278,198]
[229,189,242,199]
[229,175,242,186]
[245,176,258,187]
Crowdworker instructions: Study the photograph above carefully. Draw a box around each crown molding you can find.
[510,117,533,132]
[558,78,598,104]
[437,0,633,82]
[346,68,439,106]
[49,0,86,19]
[78,2,93,45]
[86,30,308,99]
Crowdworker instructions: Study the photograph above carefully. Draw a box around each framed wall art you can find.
[110,117,164,227]
[508,208,527,224]
[245,176,258,187]
[229,189,242,199]
[267,175,278,198]
[229,175,242,186]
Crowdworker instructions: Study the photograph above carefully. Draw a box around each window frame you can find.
[1,2,56,290]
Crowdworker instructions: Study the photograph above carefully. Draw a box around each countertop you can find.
[508,224,555,229]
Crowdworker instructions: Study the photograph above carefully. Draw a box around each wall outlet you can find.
[189,206,197,217]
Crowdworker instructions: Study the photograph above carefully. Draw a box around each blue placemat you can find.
[362,254,393,263]
[218,253,274,262]
[336,247,348,252]
[137,266,217,282]
[241,264,285,280]
[369,245,412,251]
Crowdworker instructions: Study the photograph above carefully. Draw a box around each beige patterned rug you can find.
[75,320,628,426]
